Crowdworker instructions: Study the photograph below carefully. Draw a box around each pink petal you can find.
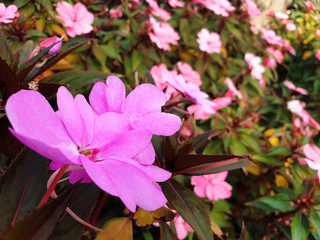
[90,112,129,149]
[303,144,320,165]
[125,84,167,114]
[131,112,181,136]
[82,157,168,212]
[69,169,92,184]
[206,181,232,201]
[6,90,80,165]
[89,81,108,114]
[57,86,83,147]
[133,143,155,165]
[100,130,152,159]
[105,76,126,113]
[74,94,95,147]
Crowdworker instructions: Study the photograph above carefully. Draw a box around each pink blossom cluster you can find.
[6,76,182,212]
[146,0,171,21]
[148,17,180,51]
[245,53,266,88]
[191,171,232,201]
[197,28,222,54]
[287,100,320,130]
[0,3,18,24]
[56,1,94,37]
[194,0,235,17]
[303,144,320,180]
[244,0,261,17]
[272,12,297,32]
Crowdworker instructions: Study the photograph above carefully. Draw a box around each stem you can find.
[66,207,104,232]
[90,193,109,226]
[37,165,69,209]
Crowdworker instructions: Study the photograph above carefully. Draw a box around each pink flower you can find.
[306,0,316,11]
[244,0,261,17]
[287,100,320,130]
[110,7,122,19]
[303,144,320,180]
[162,70,215,114]
[0,3,17,24]
[267,47,284,63]
[187,97,231,120]
[197,28,222,54]
[284,80,307,95]
[89,76,181,137]
[225,77,243,99]
[316,49,320,61]
[261,28,284,46]
[148,17,180,51]
[56,1,94,37]
[172,214,194,239]
[275,12,289,20]
[245,53,266,88]
[263,57,277,67]
[146,0,171,21]
[150,64,177,99]
[286,21,296,31]
[283,39,296,55]
[196,0,235,17]
[191,172,232,201]
[168,0,185,8]
[6,86,172,212]
[316,29,320,37]
[177,62,202,86]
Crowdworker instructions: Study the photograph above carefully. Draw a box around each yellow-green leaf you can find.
[95,217,132,240]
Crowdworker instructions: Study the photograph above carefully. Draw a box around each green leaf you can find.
[160,222,177,240]
[239,133,261,153]
[18,41,34,69]
[247,194,296,211]
[0,32,13,64]
[41,70,118,90]
[0,148,48,237]
[3,188,72,240]
[309,211,320,234]
[49,183,100,240]
[162,179,213,240]
[173,154,252,176]
[24,40,87,83]
[269,147,291,157]
[251,154,282,166]
[132,51,142,70]
[291,213,309,240]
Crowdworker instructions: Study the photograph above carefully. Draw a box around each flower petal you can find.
[89,81,108,115]
[82,157,168,212]
[57,86,83,147]
[124,84,167,114]
[133,143,155,165]
[6,90,80,165]
[131,112,181,136]
[105,76,126,113]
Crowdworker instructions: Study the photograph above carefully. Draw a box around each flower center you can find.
[80,148,100,161]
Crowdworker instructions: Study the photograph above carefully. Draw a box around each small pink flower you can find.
[284,80,307,95]
[303,144,320,180]
[110,7,122,19]
[283,39,296,55]
[173,214,194,239]
[245,53,266,88]
[263,57,277,67]
[177,62,202,86]
[275,12,289,21]
[267,48,284,63]
[287,100,320,130]
[191,172,232,201]
[146,0,171,21]
[316,49,320,61]
[197,28,222,54]
[306,0,316,11]
[224,77,243,99]
[198,0,235,17]
[0,3,18,24]
[316,29,320,37]
[168,0,185,8]
[148,17,180,51]
[150,64,177,99]
[244,0,261,17]
[56,1,94,37]
[187,97,231,120]
[286,21,296,31]
[261,28,284,46]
